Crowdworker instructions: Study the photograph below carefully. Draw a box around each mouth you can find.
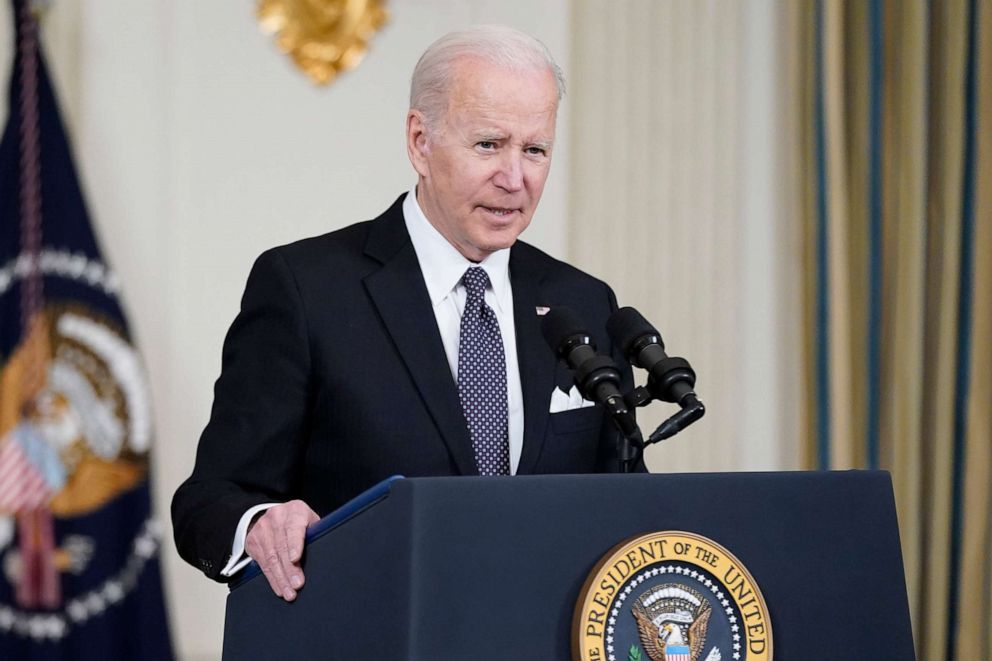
[479,206,521,219]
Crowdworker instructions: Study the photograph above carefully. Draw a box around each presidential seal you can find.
[0,250,162,641]
[573,531,772,661]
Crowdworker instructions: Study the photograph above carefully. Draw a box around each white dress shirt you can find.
[221,188,525,576]
[402,188,525,475]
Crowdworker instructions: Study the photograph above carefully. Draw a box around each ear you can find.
[406,110,430,178]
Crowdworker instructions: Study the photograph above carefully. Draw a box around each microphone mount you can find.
[624,385,705,445]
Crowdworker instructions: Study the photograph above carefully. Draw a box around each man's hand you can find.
[244,500,319,601]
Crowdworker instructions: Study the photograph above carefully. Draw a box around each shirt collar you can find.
[403,187,511,313]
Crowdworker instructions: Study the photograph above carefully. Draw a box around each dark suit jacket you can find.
[172,194,635,580]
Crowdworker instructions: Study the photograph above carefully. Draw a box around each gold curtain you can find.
[795,1,992,658]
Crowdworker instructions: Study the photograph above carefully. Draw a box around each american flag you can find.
[0,434,51,511]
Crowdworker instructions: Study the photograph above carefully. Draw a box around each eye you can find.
[476,141,497,151]
[526,146,548,156]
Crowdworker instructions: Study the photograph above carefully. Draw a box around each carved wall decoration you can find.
[257,0,388,85]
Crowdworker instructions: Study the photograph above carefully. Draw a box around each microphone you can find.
[606,307,698,406]
[541,306,644,471]
[540,307,636,434]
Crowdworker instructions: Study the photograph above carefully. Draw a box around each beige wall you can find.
[1,2,798,659]
[568,0,803,474]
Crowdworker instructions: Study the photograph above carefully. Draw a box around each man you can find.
[172,25,635,603]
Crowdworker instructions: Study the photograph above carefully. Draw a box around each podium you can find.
[223,472,915,660]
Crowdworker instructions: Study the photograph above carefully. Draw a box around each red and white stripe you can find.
[0,435,51,511]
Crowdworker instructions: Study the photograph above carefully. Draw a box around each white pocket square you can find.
[548,385,596,413]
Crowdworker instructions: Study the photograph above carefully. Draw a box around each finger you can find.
[285,505,318,563]
[248,535,293,600]
[276,525,305,592]
[247,519,296,601]
[265,548,297,601]
[245,501,318,600]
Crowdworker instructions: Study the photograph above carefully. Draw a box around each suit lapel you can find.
[510,245,556,475]
[362,198,478,476]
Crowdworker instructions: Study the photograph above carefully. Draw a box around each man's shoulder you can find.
[256,194,407,274]
[511,240,615,295]
[269,220,372,260]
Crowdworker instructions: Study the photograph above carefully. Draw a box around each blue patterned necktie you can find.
[457,267,510,475]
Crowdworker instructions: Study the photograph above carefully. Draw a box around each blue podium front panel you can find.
[224,472,914,660]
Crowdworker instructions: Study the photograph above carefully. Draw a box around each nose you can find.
[492,151,523,192]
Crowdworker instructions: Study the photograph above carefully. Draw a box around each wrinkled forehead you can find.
[440,58,559,131]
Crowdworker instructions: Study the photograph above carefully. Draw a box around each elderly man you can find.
[172,25,634,601]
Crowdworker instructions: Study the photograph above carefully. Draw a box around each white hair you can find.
[410,25,566,132]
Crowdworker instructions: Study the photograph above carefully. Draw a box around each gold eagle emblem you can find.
[632,584,712,661]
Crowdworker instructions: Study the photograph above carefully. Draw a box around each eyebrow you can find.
[470,129,507,141]
[469,127,552,141]
[469,131,553,151]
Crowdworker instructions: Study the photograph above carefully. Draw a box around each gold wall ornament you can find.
[257,0,388,85]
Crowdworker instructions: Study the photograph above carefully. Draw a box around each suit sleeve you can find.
[171,248,314,581]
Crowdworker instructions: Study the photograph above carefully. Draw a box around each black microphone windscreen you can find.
[541,306,588,354]
[607,307,663,355]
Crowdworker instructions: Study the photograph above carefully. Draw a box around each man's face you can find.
[407,57,558,262]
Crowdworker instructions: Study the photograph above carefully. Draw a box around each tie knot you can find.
[462,267,491,303]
